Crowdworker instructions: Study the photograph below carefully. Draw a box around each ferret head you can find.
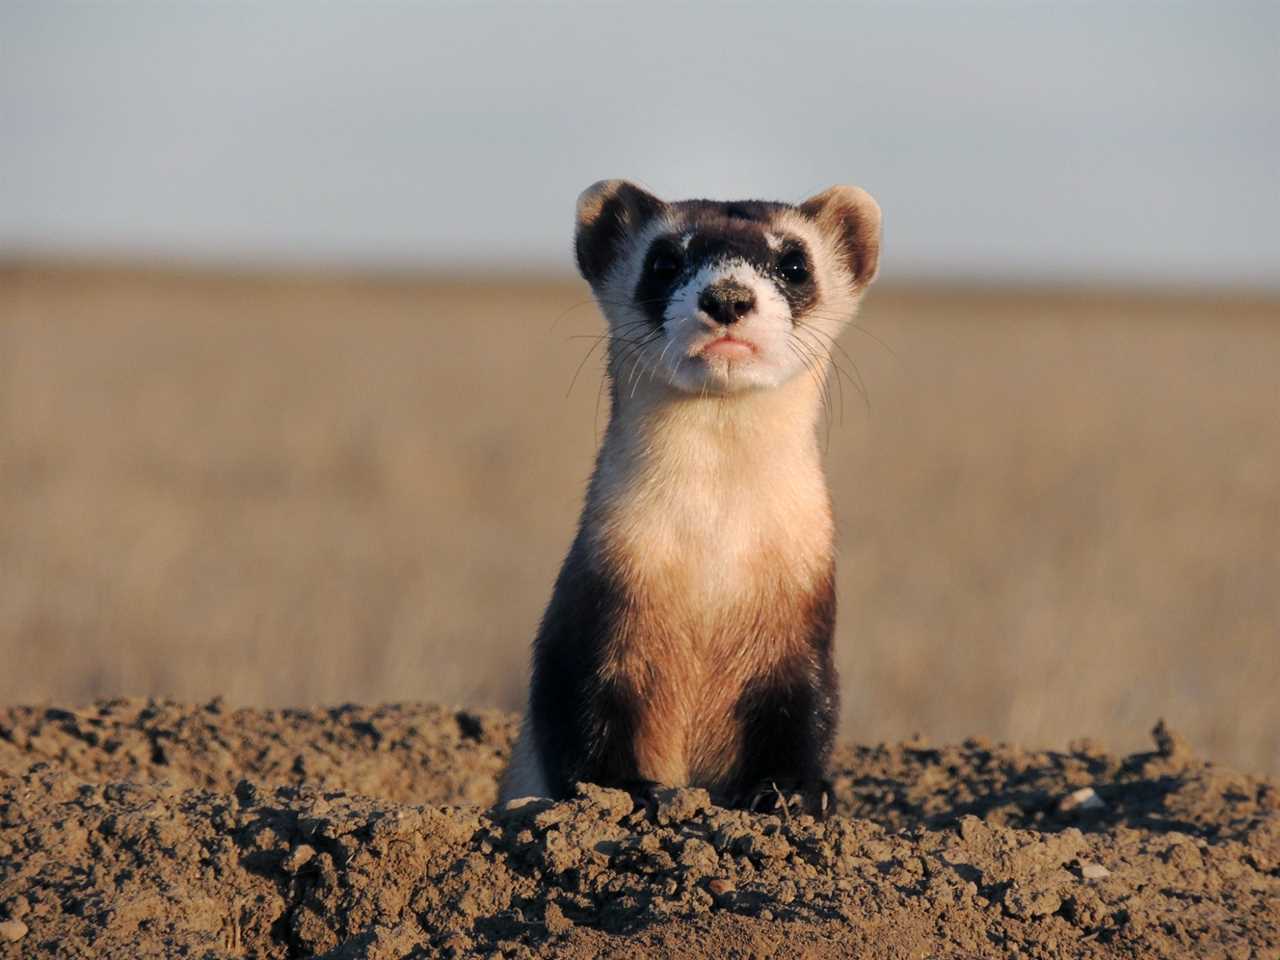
[574,181,881,398]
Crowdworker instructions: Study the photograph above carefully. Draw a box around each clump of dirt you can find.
[1,702,1277,958]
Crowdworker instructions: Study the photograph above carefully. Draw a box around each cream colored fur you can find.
[582,374,836,787]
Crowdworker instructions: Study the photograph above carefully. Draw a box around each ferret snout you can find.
[698,279,756,326]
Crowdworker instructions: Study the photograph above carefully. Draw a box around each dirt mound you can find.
[1,702,1277,958]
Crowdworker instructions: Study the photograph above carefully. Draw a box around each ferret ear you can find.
[799,185,882,288]
[575,180,666,286]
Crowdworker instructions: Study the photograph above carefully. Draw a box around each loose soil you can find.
[1,700,1276,958]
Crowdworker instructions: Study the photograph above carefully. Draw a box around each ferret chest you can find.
[595,459,832,790]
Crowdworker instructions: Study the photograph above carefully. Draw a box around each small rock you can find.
[656,787,711,825]
[1004,886,1062,918]
[499,795,544,813]
[1058,787,1106,814]
[706,878,735,898]
[282,844,316,874]
[543,902,573,936]
[574,782,634,821]
[0,920,28,943]
[1079,861,1110,880]
[742,832,791,861]
[678,839,719,874]
[494,795,556,825]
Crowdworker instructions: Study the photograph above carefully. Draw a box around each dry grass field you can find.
[1,263,1276,774]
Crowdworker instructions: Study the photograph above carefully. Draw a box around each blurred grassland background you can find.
[1,265,1277,772]
[1,2,1278,773]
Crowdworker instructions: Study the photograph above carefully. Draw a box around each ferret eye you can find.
[779,250,810,284]
[648,250,682,281]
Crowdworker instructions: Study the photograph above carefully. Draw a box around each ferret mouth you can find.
[693,335,758,362]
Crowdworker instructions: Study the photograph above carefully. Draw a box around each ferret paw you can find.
[741,778,835,820]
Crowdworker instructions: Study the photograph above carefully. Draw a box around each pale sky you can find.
[2,1,1277,287]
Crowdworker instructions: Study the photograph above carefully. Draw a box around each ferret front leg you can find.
[727,661,839,819]
[529,663,648,798]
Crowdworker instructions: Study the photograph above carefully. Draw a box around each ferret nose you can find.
[698,281,756,325]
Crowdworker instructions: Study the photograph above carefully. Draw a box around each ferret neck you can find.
[598,371,828,480]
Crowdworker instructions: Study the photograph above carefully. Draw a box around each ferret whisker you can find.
[566,336,608,398]
[798,335,842,435]
[550,297,605,333]
[569,328,658,399]
[786,339,832,450]
[624,342,659,400]
[795,328,861,419]
[565,333,655,401]
[629,363,649,399]
[665,356,681,392]
[550,298,665,336]
[599,319,658,339]
[796,323,869,394]
[649,337,677,386]
[848,322,898,362]
[610,332,663,390]
[565,334,650,347]
[594,359,609,438]
[625,333,663,397]
[795,326,867,413]
[800,314,899,364]
[606,343,647,386]
[805,336,845,427]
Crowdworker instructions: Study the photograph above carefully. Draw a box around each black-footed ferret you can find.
[500,180,881,816]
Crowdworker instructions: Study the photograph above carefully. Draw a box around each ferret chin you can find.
[499,179,882,818]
